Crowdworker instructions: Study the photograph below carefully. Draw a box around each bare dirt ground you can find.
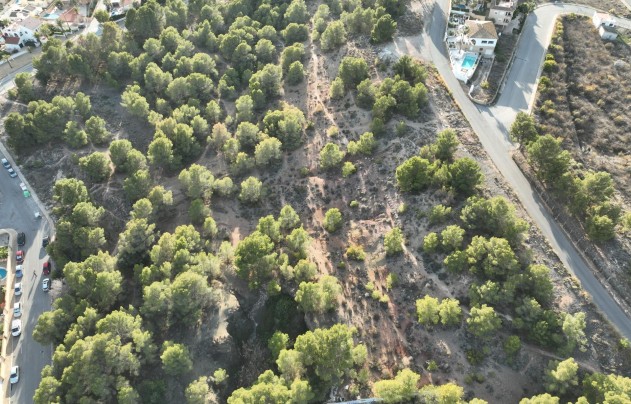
[533,15,631,308]
[1,2,631,402]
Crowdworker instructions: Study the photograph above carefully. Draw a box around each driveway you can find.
[0,153,54,403]
[387,0,631,340]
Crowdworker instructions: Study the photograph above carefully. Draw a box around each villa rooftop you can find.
[465,20,498,39]
[20,17,44,31]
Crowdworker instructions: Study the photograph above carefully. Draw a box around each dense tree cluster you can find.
[396,129,483,195]
[373,369,467,403]
[229,324,367,402]
[48,179,106,268]
[13,0,630,401]
[510,113,627,242]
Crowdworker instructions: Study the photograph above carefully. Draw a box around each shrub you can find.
[239,176,263,204]
[384,227,404,256]
[423,232,439,253]
[346,245,366,261]
[342,162,357,177]
[429,204,452,225]
[396,157,433,192]
[543,59,557,72]
[319,143,345,170]
[323,208,343,232]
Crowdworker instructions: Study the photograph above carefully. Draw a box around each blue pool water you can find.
[461,54,477,69]
[0,268,6,279]
[43,13,60,19]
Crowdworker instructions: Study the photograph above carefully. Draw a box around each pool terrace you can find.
[449,49,480,82]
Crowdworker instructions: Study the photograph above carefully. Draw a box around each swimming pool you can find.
[0,268,7,280]
[43,13,60,19]
[461,54,477,69]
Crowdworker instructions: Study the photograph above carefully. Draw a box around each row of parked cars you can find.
[2,158,17,178]
[10,232,53,386]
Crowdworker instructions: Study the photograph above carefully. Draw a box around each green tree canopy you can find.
[161,342,193,377]
[373,368,420,403]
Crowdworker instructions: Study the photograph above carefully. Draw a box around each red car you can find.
[16,250,24,263]
[42,261,51,275]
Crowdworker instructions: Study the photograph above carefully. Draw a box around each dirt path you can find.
[307,43,337,126]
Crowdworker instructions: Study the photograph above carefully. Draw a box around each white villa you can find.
[463,20,498,56]
[592,12,619,41]
[488,0,517,28]
[1,21,38,52]
[446,18,498,82]
[592,12,616,28]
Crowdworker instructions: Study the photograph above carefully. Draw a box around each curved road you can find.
[391,1,631,339]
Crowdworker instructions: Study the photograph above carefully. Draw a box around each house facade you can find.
[464,20,498,57]
[488,0,517,27]
[599,25,618,41]
[2,35,22,52]
[592,12,616,28]
[1,22,39,52]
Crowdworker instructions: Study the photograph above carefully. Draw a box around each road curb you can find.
[0,229,16,404]
[0,136,56,239]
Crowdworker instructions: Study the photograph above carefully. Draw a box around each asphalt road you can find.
[392,0,631,339]
[0,152,53,404]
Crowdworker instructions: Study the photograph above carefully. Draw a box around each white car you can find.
[13,302,21,318]
[8,167,17,178]
[42,278,50,292]
[10,366,19,384]
[19,182,27,192]
[1,158,10,169]
[11,319,21,337]
[15,265,23,278]
[14,282,22,296]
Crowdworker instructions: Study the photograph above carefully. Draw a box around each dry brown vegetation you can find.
[534,15,631,303]
[3,3,631,402]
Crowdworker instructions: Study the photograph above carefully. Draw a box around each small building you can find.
[2,23,37,43]
[59,7,84,29]
[599,25,618,41]
[2,35,23,53]
[489,0,517,27]
[464,20,498,57]
[593,12,616,28]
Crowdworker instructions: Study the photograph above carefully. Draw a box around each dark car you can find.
[42,236,50,247]
[43,261,51,275]
[16,250,24,263]
[17,232,25,246]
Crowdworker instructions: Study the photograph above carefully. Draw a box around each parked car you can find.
[15,265,23,278]
[42,235,50,247]
[9,366,19,384]
[1,158,10,169]
[11,319,21,337]
[13,302,21,318]
[17,232,25,246]
[16,250,24,263]
[7,167,17,178]
[42,261,51,275]
[15,282,22,296]
[20,182,30,198]
[42,278,50,292]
